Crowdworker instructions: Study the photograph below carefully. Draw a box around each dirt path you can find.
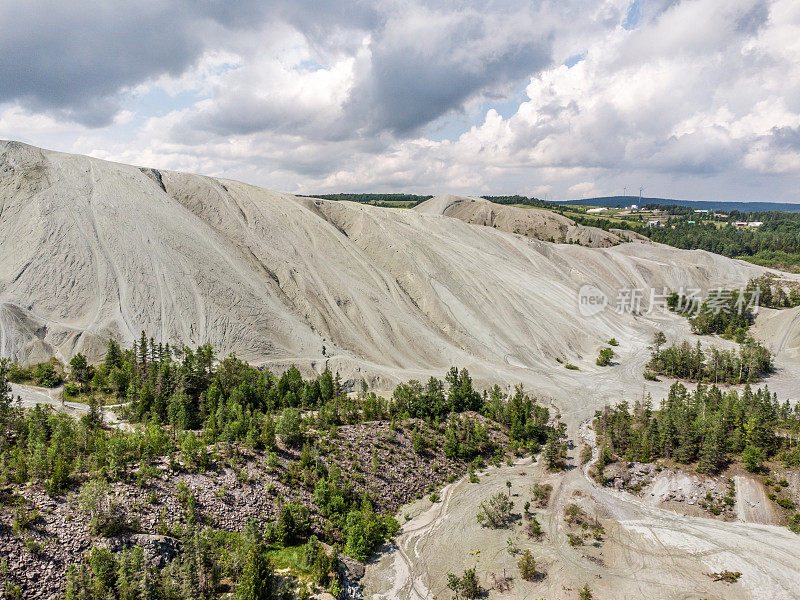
[10,383,130,430]
[364,424,800,600]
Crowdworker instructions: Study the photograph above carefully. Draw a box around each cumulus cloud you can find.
[306,0,800,200]
[1,0,799,202]
[0,0,377,127]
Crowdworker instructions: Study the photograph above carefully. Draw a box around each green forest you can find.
[480,195,551,208]
[569,210,800,272]
[645,333,772,385]
[593,382,800,531]
[746,275,800,309]
[0,337,556,600]
[666,288,756,339]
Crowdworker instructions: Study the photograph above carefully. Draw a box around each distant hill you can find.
[554,196,800,213]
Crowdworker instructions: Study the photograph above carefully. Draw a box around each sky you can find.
[1,0,799,202]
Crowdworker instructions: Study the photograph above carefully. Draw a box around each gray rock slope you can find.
[414,194,622,246]
[0,140,769,388]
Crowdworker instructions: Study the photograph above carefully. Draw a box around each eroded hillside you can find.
[0,141,772,396]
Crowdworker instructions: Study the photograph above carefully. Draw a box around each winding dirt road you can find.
[10,383,130,430]
[363,422,800,600]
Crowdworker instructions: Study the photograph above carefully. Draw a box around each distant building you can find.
[586,207,607,213]
[734,221,748,227]
[748,221,764,227]
[694,209,709,213]
[687,220,696,224]
[713,213,727,218]
[647,220,663,228]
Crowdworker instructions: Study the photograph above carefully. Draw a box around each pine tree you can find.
[138,330,148,370]
[236,540,274,600]
[105,339,122,370]
[518,549,537,580]
[698,420,726,474]
[652,331,667,353]
[544,430,561,471]
[0,359,18,447]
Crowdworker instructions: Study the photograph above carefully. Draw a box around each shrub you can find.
[181,432,209,471]
[607,338,619,346]
[447,567,481,600]
[565,363,579,370]
[12,507,41,533]
[518,549,537,581]
[580,445,593,465]
[525,514,543,539]
[34,361,63,387]
[596,347,614,366]
[277,408,304,447]
[429,493,440,503]
[476,491,514,528]
[343,496,399,561]
[176,481,200,524]
[412,429,426,453]
[565,503,588,526]
[532,483,552,508]
[710,570,742,583]
[788,513,800,534]
[4,582,21,600]
[78,478,129,536]
[23,536,43,555]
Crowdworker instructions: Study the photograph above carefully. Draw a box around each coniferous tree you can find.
[544,430,561,471]
[236,540,275,600]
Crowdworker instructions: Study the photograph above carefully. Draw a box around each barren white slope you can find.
[414,193,623,246]
[0,140,780,394]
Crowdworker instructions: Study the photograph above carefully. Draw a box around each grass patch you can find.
[265,544,314,576]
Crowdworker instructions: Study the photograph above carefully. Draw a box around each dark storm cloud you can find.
[337,1,556,136]
[1,0,554,135]
[0,0,379,127]
[1,1,207,126]
[348,22,552,135]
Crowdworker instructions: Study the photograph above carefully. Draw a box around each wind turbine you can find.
[639,186,645,203]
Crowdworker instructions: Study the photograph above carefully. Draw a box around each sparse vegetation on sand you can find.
[646,332,772,384]
[709,569,742,583]
[446,566,482,599]
[476,491,515,528]
[596,347,615,366]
